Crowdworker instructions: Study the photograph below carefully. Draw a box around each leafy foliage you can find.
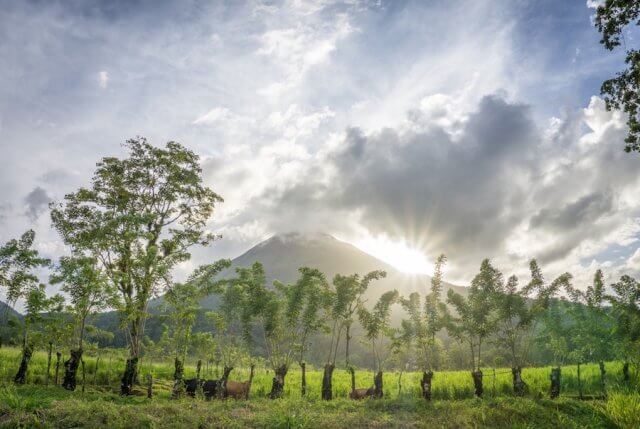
[50,137,222,361]
[445,259,503,370]
[594,1,640,152]
[0,230,50,305]
[398,255,447,372]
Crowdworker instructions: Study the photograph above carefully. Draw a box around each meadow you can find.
[2,347,640,428]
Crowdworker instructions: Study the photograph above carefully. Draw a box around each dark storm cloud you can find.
[328,95,538,265]
[24,186,52,221]
[244,95,541,269]
[530,191,614,232]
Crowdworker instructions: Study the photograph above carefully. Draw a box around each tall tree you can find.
[278,267,328,397]
[445,259,502,397]
[50,138,223,395]
[321,270,386,400]
[358,290,399,398]
[50,255,111,390]
[594,1,640,152]
[399,254,447,400]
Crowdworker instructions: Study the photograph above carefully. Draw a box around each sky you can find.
[1,0,640,294]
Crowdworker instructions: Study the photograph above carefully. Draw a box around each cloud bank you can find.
[0,0,638,292]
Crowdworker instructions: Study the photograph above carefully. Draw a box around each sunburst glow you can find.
[354,235,433,275]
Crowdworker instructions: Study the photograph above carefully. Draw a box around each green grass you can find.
[1,347,639,428]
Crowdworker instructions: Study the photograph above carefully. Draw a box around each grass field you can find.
[1,347,640,428]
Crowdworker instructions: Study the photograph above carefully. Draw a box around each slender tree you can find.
[231,263,327,399]
[532,261,574,400]
[565,269,613,398]
[39,298,71,387]
[163,260,230,398]
[15,284,65,384]
[445,259,502,397]
[493,260,571,396]
[321,270,386,400]
[50,255,111,390]
[50,138,223,395]
[0,230,52,384]
[606,274,640,383]
[399,254,447,400]
[278,267,328,397]
[358,290,399,398]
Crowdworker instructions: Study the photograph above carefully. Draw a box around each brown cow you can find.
[349,387,374,400]
[225,364,255,400]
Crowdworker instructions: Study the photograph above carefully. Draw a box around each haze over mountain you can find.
[199,232,465,309]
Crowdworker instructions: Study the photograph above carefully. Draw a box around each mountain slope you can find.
[200,232,465,309]
[0,301,22,321]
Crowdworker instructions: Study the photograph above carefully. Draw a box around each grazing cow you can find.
[184,378,202,397]
[203,379,218,400]
[349,387,374,400]
[224,364,255,400]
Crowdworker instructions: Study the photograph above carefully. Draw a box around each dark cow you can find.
[184,378,203,397]
[203,379,218,400]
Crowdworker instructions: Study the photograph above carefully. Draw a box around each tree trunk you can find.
[121,316,143,394]
[577,362,583,400]
[46,341,53,386]
[247,364,255,399]
[599,361,606,397]
[623,361,630,382]
[300,362,307,397]
[269,364,288,399]
[54,352,61,386]
[218,365,233,398]
[321,363,334,400]
[349,365,356,392]
[146,374,153,398]
[345,324,351,367]
[93,356,100,385]
[471,370,483,398]
[81,359,86,393]
[171,357,185,399]
[421,370,434,401]
[512,366,525,396]
[373,371,383,398]
[62,348,83,391]
[120,357,138,396]
[397,371,403,396]
[14,344,33,384]
[550,367,561,399]
[195,359,203,398]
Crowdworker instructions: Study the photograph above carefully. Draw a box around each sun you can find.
[354,235,433,275]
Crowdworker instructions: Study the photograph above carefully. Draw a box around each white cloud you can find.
[192,107,235,125]
[256,13,355,97]
[627,247,640,271]
[98,70,109,89]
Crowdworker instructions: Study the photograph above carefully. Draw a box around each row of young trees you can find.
[2,138,640,401]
